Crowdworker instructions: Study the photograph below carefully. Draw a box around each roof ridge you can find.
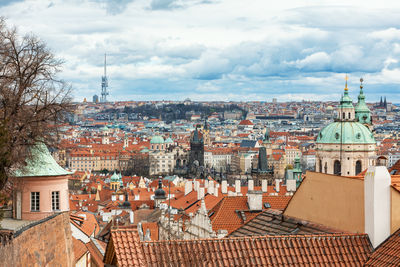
[141,232,370,244]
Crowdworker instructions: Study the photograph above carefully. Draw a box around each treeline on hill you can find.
[103,103,247,122]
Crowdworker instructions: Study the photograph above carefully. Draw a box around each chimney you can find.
[248,179,254,191]
[185,181,193,195]
[235,179,241,193]
[247,190,263,211]
[221,180,228,194]
[208,181,214,195]
[204,179,209,188]
[214,185,219,197]
[287,179,296,193]
[194,180,200,191]
[197,187,205,200]
[365,166,391,248]
[275,179,280,193]
[130,210,134,224]
[262,180,268,193]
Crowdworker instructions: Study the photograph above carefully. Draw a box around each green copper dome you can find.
[14,143,72,177]
[316,122,375,144]
[165,137,173,143]
[150,135,164,144]
[110,171,119,182]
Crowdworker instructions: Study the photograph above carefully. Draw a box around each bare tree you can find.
[0,18,72,189]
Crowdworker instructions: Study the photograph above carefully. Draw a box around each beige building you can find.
[315,82,376,176]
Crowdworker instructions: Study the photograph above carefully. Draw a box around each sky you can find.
[2,0,400,102]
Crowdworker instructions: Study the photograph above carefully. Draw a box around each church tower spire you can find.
[338,75,355,121]
[355,78,371,127]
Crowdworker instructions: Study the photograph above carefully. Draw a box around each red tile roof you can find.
[209,196,261,234]
[365,227,400,266]
[72,237,87,262]
[105,229,373,267]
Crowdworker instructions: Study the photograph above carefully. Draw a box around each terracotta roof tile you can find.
[365,227,400,266]
[105,229,373,266]
[72,237,88,261]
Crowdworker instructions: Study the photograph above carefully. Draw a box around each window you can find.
[31,192,40,211]
[52,191,60,210]
[334,160,341,175]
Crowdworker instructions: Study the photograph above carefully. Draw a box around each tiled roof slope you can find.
[209,196,291,235]
[229,209,343,237]
[105,229,145,267]
[389,159,400,175]
[105,229,373,267]
[365,228,400,266]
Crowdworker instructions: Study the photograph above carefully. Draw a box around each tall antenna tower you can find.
[100,53,109,102]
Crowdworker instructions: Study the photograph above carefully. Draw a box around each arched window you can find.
[355,160,362,175]
[348,112,351,119]
[334,160,341,175]
[342,112,345,119]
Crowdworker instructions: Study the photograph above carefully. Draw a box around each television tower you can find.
[100,53,109,102]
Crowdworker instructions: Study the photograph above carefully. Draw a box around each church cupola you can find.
[355,78,371,126]
[337,75,355,121]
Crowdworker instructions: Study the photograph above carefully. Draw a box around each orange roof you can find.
[209,196,261,234]
[365,227,400,266]
[238,119,254,125]
[72,237,88,261]
[105,229,373,267]
[141,222,159,241]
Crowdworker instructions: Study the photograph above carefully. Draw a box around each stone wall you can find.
[0,212,74,267]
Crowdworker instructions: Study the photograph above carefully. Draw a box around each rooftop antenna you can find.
[101,53,109,103]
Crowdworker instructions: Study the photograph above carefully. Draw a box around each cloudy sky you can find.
[2,0,400,102]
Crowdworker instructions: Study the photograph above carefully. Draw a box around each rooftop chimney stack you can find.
[235,179,241,193]
[247,190,263,211]
[185,181,193,195]
[208,180,214,195]
[275,179,280,193]
[214,184,219,197]
[287,179,297,193]
[221,180,228,194]
[248,179,254,191]
[194,180,200,192]
[262,180,268,192]
[365,166,391,248]
[197,187,205,200]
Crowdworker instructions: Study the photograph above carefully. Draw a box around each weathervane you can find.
[360,77,364,89]
[345,74,348,91]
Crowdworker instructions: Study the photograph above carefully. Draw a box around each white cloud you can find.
[2,0,400,101]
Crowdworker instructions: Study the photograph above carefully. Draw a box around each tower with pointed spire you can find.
[100,53,109,103]
[189,126,204,170]
[355,78,372,128]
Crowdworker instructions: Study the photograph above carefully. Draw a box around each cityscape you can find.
[1,1,400,266]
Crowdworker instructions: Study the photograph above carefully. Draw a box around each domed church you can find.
[315,78,376,176]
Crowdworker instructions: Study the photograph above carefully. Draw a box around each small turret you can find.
[355,78,372,127]
[338,75,355,121]
[154,177,166,208]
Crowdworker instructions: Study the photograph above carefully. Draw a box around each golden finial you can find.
[344,74,348,91]
[360,77,363,89]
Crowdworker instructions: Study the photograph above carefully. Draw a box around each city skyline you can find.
[3,0,400,102]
